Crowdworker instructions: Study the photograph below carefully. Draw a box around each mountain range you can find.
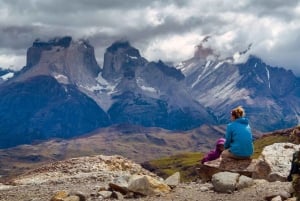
[0,36,299,148]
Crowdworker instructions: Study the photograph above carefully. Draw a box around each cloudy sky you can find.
[0,0,300,75]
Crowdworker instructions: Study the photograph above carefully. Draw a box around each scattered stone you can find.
[108,175,130,194]
[202,182,214,190]
[211,172,239,193]
[69,191,86,201]
[165,172,180,188]
[236,175,254,190]
[98,190,112,199]
[199,186,209,192]
[270,195,282,201]
[128,174,171,196]
[0,183,13,190]
[50,190,69,201]
[264,189,292,201]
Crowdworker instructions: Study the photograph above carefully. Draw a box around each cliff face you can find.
[17,36,100,85]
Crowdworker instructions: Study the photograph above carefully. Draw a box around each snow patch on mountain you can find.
[137,77,158,94]
[191,60,214,88]
[176,60,199,76]
[214,61,225,70]
[79,83,103,92]
[128,54,138,60]
[95,73,118,95]
[265,66,271,89]
[1,72,14,80]
[53,73,69,84]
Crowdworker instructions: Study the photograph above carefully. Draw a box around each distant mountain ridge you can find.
[179,46,300,131]
[0,36,299,148]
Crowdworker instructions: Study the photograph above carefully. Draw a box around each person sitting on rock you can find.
[201,138,225,164]
[221,106,254,160]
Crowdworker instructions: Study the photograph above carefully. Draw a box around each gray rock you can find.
[236,175,254,190]
[255,143,300,181]
[271,195,282,201]
[69,191,86,201]
[211,172,239,193]
[109,175,130,194]
[98,190,112,199]
[199,186,209,192]
[128,174,171,196]
[264,189,292,201]
[165,172,180,188]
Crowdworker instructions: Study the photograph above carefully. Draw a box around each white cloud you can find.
[0,54,25,70]
[0,0,299,75]
[143,33,201,63]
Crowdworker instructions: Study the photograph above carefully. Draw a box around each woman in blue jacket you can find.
[221,106,253,159]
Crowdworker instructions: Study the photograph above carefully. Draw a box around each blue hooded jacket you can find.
[224,117,253,157]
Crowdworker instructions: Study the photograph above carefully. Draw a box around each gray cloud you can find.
[0,0,299,75]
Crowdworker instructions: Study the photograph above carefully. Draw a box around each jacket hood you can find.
[235,117,249,125]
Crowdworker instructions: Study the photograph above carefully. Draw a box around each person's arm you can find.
[224,125,232,149]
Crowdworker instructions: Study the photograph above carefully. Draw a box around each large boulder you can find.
[253,143,300,181]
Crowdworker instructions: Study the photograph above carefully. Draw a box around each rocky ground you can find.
[0,154,295,201]
[0,179,294,201]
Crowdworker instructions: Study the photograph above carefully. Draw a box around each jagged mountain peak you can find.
[11,36,100,85]
[102,40,147,81]
[238,54,299,97]
[32,36,73,49]
[148,60,184,81]
[107,40,138,55]
[193,36,217,61]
